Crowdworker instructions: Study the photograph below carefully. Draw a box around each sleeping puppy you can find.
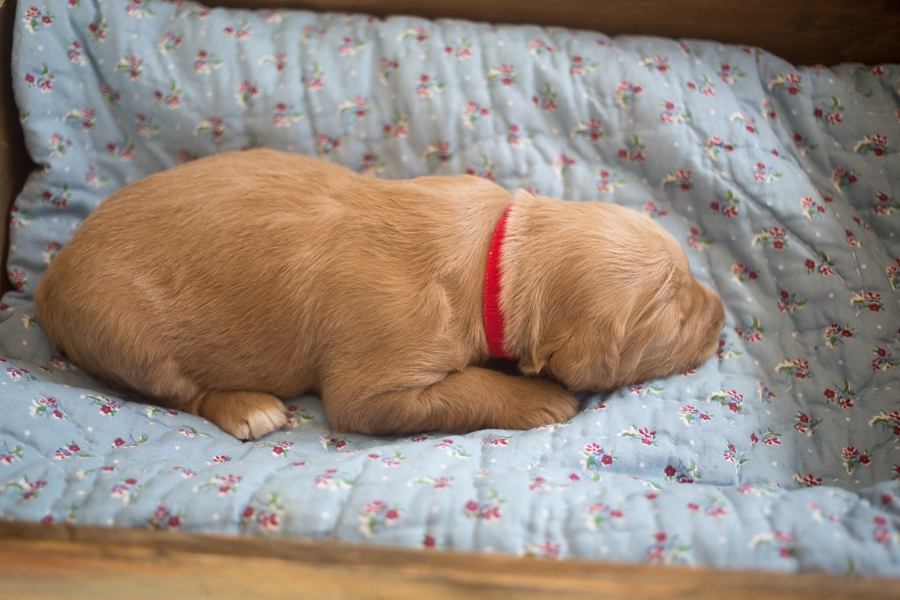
[36,149,724,440]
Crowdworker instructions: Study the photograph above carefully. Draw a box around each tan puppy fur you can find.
[36,149,725,440]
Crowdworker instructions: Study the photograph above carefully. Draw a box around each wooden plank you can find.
[1,521,898,600]
[0,0,36,297]
[209,0,900,66]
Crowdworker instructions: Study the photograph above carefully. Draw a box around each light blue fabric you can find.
[3,0,900,574]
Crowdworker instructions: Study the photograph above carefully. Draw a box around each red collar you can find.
[483,204,516,360]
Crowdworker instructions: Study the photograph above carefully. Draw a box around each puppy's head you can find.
[513,199,725,391]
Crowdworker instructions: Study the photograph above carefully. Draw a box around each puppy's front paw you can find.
[199,391,288,441]
[503,378,580,430]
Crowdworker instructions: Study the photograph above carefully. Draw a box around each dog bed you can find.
[2,0,899,574]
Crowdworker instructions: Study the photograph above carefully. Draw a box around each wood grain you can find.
[208,0,900,66]
[2,521,898,600]
[0,0,35,297]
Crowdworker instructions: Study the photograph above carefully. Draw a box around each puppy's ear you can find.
[543,324,621,391]
[518,348,549,378]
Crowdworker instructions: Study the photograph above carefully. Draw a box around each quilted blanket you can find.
[3,0,900,575]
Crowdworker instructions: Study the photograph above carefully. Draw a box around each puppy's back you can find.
[36,150,350,399]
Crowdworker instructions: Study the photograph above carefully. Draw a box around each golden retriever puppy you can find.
[36,149,724,439]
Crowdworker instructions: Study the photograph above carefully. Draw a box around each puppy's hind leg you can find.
[77,347,288,440]
[198,391,289,441]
